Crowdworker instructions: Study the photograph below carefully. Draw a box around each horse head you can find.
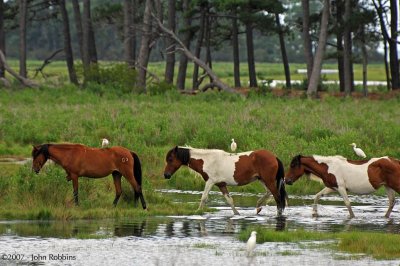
[164,146,190,179]
[31,144,50,174]
[285,154,305,185]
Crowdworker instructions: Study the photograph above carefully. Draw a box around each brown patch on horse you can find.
[232,154,259,185]
[304,158,338,188]
[347,159,369,165]
[368,158,400,191]
[189,158,209,181]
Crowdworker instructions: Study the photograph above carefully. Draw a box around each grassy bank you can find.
[238,227,400,260]
[0,87,400,219]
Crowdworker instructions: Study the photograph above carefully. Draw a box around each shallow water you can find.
[1,190,400,266]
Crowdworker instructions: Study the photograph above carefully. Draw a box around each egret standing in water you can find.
[350,143,366,158]
[230,139,237,153]
[101,138,110,148]
[246,231,257,257]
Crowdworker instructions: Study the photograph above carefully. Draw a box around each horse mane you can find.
[176,146,190,165]
[32,144,51,159]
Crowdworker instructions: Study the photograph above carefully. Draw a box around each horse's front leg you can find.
[70,174,79,206]
[198,181,214,211]
[336,187,355,218]
[217,183,240,215]
[312,187,335,217]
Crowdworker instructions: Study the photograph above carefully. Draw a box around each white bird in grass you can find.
[350,143,366,158]
[246,231,257,257]
[230,138,237,153]
[101,138,110,148]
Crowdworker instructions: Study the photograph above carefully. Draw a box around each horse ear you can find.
[174,146,178,152]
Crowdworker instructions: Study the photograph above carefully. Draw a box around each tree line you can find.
[0,0,398,96]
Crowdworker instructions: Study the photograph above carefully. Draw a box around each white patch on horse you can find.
[312,155,388,194]
[188,148,252,186]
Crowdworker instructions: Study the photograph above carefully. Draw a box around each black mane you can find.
[175,146,190,165]
[291,154,302,168]
[32,144,51,159]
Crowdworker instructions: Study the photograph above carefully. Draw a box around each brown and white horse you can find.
[285,155,400,218]
[163,146,286,216]
[32,143,146,209]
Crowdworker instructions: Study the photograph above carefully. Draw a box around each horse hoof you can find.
[256,207,262,214]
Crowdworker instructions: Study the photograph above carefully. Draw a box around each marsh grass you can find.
[1,86,399,218]
[238,227,400,260]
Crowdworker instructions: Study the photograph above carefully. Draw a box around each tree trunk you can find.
[360,26,368,97]
[164,0,176,83]
[245,21,257,87]
[383,38,391,90]
[19,0,27,78]
[59,0,78,85]
[204,15,212,84]
[389,0,399,89]
[0,0,5,79]
[275,13,291,89]
[155,16,236,94]
[0,50,36,87]
[123,0,135,68]
[231,11,241,88]
[71,0,84,62]
[301,0,313,81]
[307,0,330,96]
[82,0,91,78]
[176,0,192,90]
[136,0,153,92]
[335,0,345,92]
[343,0,352,96]
[192,5,206,90]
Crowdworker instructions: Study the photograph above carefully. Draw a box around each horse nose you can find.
[164,173,171,179]
[284,178,293,185]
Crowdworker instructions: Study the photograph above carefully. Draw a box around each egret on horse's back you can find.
[285,154,400,218]
[164,146,286,215]
[31,143,146,209]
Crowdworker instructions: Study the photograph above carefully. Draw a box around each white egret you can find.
[230,139,237,153]
[350,143,366,158]
[102,138,110,148]
[246,231,257,257]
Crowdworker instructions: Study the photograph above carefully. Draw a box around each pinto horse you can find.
[31,143,146,209]
[163,146,286,215]
[285,155,400,218]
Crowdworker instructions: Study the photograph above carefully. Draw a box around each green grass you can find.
[238,227,400,260]
[0,85,399,219]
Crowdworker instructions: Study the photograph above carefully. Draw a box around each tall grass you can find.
[0,87,399,218]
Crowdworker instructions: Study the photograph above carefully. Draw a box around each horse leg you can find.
[337,187,355,218]
[217,184,239,215]
[255,183,272,214]
[199,181,214,211]
[312,187,335,217]
[71,175,79,206]
[112,172,122,207]
[124,174,147,210]
[384,186,396,218]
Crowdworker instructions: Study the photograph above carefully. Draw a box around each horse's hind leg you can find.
[384,186,396,218]
[112,171,122,207]
[255,182,272,214]
[216,184,239,215]
[123,174,146,209]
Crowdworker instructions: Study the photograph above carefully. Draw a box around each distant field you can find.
[7,60,388,90]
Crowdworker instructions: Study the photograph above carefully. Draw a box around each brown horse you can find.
[31,143,146,209]
[285,155,400,218]
[163,146,286,216]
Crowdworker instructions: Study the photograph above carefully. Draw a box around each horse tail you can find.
[131,151,142,202]
[276,157,286,211]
